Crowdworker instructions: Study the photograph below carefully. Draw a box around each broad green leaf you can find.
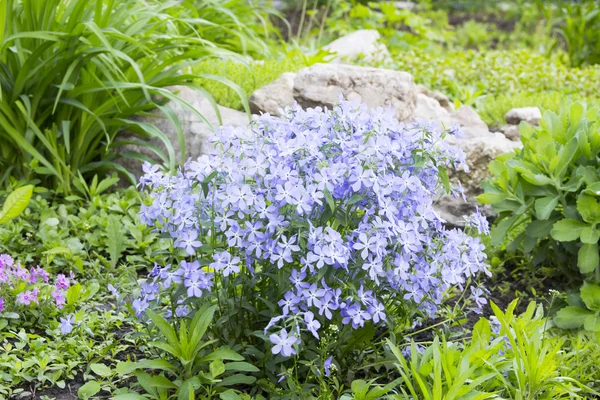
[580,282,600,311]
[578,243,599,274]
[210,359,225,378]
[146,309,180,350]
[577,193,600,223]
[551,219,587,242]
[534,196,559,220]
[580,226,600,244]
[0,185,34,224]
[220,390,243,400]
[107,215,125,269]
[201,348,245,362]
[476,192,507,204]
[116,359,177,375]
[554,306,593,329]
[148,375,177,389]
[225,362,260,373]
[525,219,556,238]
[77,381,101,399]
[112,394,148,400]
[216,374,256,387]
[90,363,112,377]
[584,314,600,332]
[491,215,518,246]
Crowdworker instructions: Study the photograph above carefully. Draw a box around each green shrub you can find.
[479,101,600,281]
[0,0,273,193]
[196,54,308,111]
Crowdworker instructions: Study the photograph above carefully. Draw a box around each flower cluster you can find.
[139,100,490,356]
[131,261,214,318]
[0,253,76,313]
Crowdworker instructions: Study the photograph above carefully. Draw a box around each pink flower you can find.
[52,289,66,309]
[55,274,70,290]
[16,292,31,305]
[16,289,39,306]
[30,266,50,283]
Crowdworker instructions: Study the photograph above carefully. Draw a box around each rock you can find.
[249,72,296,117]
[324,30,390,64]
[439,132,522,225]
[293,63,416,121]
[413,93,451,126]
[499,124,521,141]
[416,84,454,112]
[450,105,490,139]
[118,86,249,179]
[505,106,541,126]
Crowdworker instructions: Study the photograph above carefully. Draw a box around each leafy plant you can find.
[0,185,33,225]
[479,101,600,281]
[553,1,600,67]
[555,281,600,332]
[0,0,268,192]
[115,305,257,399]
[388,300,594,399]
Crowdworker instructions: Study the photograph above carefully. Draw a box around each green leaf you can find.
[323,187,335,213]
[148,375,177,389]
[581,282,600,311]
[578,243,599,274]
[220,390,243,400]
[201,348,245,362]
[210,359,225,378]
[225,361,260,373]
[534,196,559,220]
[77,381,101,399]
[584,314,600,332]
[476,192,507,204]
[491,215,518,246]
[107,215,125,269]
[116,359,177,375]
[185,305,217,360]
[580,226,600,244]
[551,219,588,242]
[112,394,148,400]
[554,306,593,329]
[525,219,556,238]
[0,185,34,224]
[577,193,600,223]
[146,309,180,351]
[90,363,112,377]
[216,374,256,387]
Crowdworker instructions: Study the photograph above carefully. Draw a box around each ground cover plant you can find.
[1,0,600,398]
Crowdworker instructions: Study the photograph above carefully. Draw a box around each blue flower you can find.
[269,329,299,357]
[59,314,75,334]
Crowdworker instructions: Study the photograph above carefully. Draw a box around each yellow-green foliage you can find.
[386,49,600,125]
[195,55,309,111]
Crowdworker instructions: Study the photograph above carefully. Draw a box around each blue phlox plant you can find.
[137,99,491,358]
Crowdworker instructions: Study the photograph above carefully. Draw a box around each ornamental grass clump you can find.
[137,100,490,362]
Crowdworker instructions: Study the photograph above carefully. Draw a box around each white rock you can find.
[324,30,390,64]
[118,86,249,178]
[505,107,542,126]
[450,105,490,139]
[293,63,416,121]
[249,72,296,117]
[500,124,521,141]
